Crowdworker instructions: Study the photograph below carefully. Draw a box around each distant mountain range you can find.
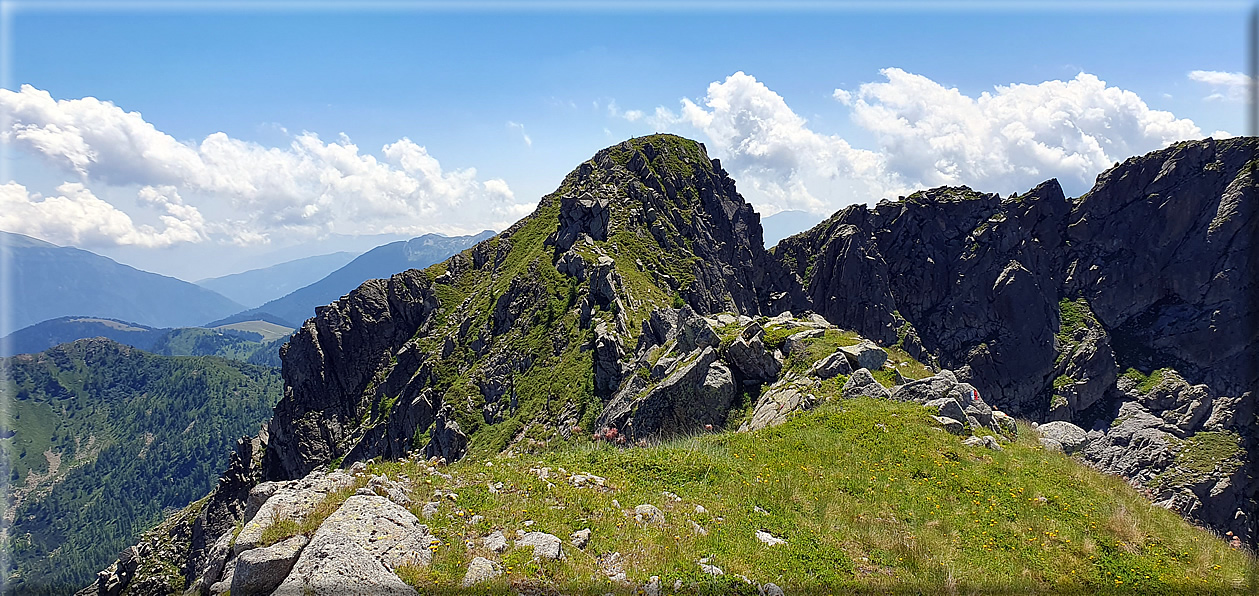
[219,230,496,327]
[196,251,358,308]
[0,315,293,366]
[3,232,244,331]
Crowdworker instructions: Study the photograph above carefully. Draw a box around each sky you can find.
[0,1,1253,280]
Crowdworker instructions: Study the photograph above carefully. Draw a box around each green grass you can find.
[1054,375,1077,389]
[1121,368,1172,394]
[1057,298,1095,348]
[361,398,1253,594]
[781,328,861,373]
[1150,432,1244,491]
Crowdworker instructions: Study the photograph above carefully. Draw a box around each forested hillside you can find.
[1,339,283,593]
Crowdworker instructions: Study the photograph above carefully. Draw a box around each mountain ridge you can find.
[77,135,1258,595]
[219,231,497,328]
[1,232,245,331]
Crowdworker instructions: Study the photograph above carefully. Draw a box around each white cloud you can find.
[1188,70,1252,102]
[636,70,1205,213]
[507,121,532,147]
[0,85,530,246]
[0,182,206,247]
[848,69,1202,194]
[651,71,900,214]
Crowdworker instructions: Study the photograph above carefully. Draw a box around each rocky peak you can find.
[774,136,1257,543]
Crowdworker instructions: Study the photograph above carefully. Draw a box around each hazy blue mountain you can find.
[761,210,824,248]
[0,315,293,365]
[196,251,357,308]
[0,316,165,356]
[219,230,496,327]
[3,232,245,331]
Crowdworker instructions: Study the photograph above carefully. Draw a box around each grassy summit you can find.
[262,397,1254,594]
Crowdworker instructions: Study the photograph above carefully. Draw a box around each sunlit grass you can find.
[361,397,1254,594]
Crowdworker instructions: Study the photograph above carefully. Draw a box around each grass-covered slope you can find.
[273,397,1253,594]
[1,339,283,593]
[265,133,793,479]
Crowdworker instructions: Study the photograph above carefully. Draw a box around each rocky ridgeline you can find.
[86,135,1257,593]
[88,310,1014,596]
[776,137,1256,542]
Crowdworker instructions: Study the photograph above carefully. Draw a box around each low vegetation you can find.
[352,397,1253,594]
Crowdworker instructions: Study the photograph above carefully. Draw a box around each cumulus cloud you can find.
[1187,70,1252,102]
[639,69,1205,213]
[651,71,900,214]
[847,69,1202,194]
[0,85,528,246]
[0,182,206,247]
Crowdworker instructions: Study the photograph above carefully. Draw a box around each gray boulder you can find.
[231,535,307,596]
[933,416,965,435]
[235,470,354,555]
[839,340,888,371]
[598,346,735,441]
[740,375,819,431]
[924,397,965,423]
[807,351,852,379]
[483,530,508,553]
[963,435,1003,451]
[306,495,434,571]
[782,329,824,357]
[516,531,565,561]
[634,504,665,525]
[460,557,501,587]
[841,368,891,400]
[1037,421,1090,454]
[727,325,782,382]
[272,534,416,596]
[891,374,955,403]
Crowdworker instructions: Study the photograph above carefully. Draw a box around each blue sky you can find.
[1,2,1253,279]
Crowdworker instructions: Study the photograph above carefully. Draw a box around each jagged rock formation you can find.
[776,136,1257,543]
[258,135,801,487]
[85,135,1257,594]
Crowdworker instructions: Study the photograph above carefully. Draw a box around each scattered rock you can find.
[1037,421,1090,454]
[842,368,891,400]
[755,530,786,546]
[924,397,965,423]
[516,531,565,561]
[635,504,665,524]
[807,351,853,379]
[274,533,417,595]
[933,416,966,435]
[460,556,502,587]
[483,531,508,553]
[230,535,307,596]
[963,435,1003,451]
[840,340,888,371]
[571,528,591,549]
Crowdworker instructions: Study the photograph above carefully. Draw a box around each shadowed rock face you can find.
[776,136,1258,542]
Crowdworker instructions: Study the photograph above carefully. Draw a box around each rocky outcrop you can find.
[598,345,735,442]
[741,374,819,431]
[264,271,441,481]
[776,137,1257,543]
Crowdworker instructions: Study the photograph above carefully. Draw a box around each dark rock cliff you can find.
[775,136,1257,542]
